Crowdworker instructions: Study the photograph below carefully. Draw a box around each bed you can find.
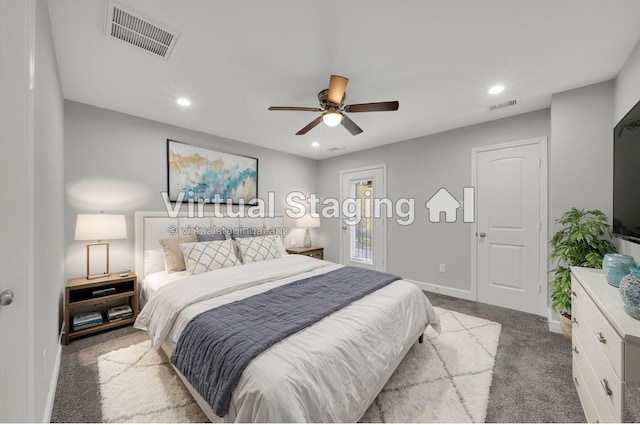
[133,211,440,422]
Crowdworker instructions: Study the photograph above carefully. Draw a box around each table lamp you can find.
[297,214,320,248]
[75,212,127,279]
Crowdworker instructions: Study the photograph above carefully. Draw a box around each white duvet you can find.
[135,255,440,422]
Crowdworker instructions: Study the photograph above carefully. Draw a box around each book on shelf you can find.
[108,313,133,322]
[107,304,133,321]
[73,311,103,331]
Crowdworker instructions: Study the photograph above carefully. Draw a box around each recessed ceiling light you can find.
[311,141,320,148]
[488,85,505,95]
[176,97,191,106]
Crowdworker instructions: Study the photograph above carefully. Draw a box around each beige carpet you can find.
[98,307,500,423]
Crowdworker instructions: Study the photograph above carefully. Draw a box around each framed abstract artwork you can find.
[167,139,258,204]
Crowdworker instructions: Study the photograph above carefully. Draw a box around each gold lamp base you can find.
[86,241,110,280]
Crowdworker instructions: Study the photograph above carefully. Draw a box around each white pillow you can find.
[144,248,165,276]
[274,235,287,256]
[180,239,239,275]
[237,235,282,264]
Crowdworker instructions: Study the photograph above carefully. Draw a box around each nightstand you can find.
[286,246,324,260]
[64,273,138,344]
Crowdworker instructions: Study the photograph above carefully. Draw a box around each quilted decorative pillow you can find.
[180,239,239,275]
[159,236,198,273]
[237,235,282,264]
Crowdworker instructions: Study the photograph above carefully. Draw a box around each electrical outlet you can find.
[439,264,446,273]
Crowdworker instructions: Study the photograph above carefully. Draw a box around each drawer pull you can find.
[596,332,607,344]
[572,346,579,354]
[601,378,613,396]
[571,290,577,297]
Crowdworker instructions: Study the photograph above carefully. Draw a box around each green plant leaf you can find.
[548,207,617,315]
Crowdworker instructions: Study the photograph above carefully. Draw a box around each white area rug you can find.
[97,340,208,422]
[360,307,501,423]
[97,307,500,423]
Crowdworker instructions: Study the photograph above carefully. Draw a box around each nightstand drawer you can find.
[286,247,324,260]
[304,249,323,259]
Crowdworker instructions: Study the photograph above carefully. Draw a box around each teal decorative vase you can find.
[603,254,636,287]
[620,266,640,320]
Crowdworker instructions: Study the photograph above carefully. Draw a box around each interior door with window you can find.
[340,165,386,272]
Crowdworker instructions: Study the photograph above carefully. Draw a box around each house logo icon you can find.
[425,187,475,223]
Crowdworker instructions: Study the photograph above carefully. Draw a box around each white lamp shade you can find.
[297,214,320,229]
[75,214,127,241]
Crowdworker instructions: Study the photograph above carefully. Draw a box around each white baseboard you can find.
[406,279,475,301]
[42,328,63,423]
[548,318,562,334]
[409,279,563,335]
[547,307,562,334]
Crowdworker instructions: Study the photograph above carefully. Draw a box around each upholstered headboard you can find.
[134,211,286,278]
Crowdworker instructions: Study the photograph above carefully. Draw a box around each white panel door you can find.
[476,142,541,314]
[0,0,33,421]
[340,166,386,272]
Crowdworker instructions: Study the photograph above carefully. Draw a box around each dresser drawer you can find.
[573,303,624,421]
[573,356,599,423]
[573,335,621,423]
[572,279,624,379]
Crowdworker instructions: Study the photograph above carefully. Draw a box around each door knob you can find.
[0,290,14,306]
[479,232,486,238]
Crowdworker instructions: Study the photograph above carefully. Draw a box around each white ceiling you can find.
[48,0,640,159]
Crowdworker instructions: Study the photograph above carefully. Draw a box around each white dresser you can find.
[571,267,640,423]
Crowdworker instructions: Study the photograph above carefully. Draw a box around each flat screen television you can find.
[613,99,640,243]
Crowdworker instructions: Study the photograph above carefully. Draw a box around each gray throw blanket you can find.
[170,266,400,417]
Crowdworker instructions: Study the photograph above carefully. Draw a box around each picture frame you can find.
[167,139,258,205]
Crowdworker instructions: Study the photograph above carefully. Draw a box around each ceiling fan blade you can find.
[327,75,348,105]
[296,116,323,135]
[269,106,323,112]
[341,114,363,136]
[344,101,399,113]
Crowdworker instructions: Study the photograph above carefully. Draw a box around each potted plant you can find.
[549,208,617,339]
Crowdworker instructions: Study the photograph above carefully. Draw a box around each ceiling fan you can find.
[268,75,399,136]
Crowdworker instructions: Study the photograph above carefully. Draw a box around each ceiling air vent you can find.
[489,99,518,111]
[105,1,180,60]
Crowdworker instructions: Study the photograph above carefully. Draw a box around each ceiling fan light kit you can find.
[322,111,342,127]
[268,74,399,136]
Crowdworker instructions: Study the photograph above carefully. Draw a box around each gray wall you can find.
[549,81,614,227]
[34,0,65,419]
[64,102,318,278]
[614,39,640,261]
[316,80,618,303]
[317,109,550,292]
[615,39,640,123]
[547,81,615,323]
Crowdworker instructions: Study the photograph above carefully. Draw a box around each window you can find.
[350,180,373,264]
